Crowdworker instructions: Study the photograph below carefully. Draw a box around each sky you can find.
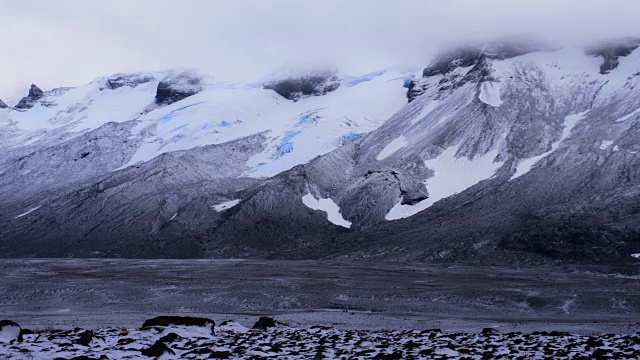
[1,0,639,102]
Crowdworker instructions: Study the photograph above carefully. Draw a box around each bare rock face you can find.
[586,38,640,74]
[103,72,156,90]
[14,84,44,109]
[264,71,340,101]
[155,71,203,106]
[0,99,8,109]
[407,41,546,102]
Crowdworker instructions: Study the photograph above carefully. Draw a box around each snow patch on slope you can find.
[599,140,614,150]
[411,100,440,125]
[615,107,640,123]
[511,111,588,180]
[376,136,408,161]
[386,146,503,220]
[302,193,351,228]
[15,205,42,219]
[478,81,503,107]
[212,199,241,212]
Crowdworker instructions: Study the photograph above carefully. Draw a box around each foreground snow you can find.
[1,321,639,359]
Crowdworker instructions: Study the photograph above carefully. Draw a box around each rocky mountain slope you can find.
[1,39,640,264]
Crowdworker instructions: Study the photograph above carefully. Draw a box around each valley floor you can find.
[0,259,639,358]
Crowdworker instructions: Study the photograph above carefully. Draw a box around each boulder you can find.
[142,316,215,334]
[252,316,279,330]
[0,320,22,343]
[141,340,175,357]
[74,330,95,346]
[159,332,179,343]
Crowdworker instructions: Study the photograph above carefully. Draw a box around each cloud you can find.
[1,0,639,101]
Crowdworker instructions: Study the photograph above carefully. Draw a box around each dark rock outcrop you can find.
[155,72,203,106]
[264,71,340,101]
[74,330,95,346]
[159,332,180,343]
[141,340,175,357]
[0,99,8,109]
[408,40,545,102]
[252,316,279,330]
[586,38,640,74]
[142,316,215,334]
[14,84,44,109]
[103,73,155,90]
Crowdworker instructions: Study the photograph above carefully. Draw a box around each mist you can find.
[1,0,639,102]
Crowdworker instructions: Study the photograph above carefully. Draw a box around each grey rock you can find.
[155,71,203,105]
[14,84,45,109]
[103,72,156,90]
[264,71,341,101]
[586,38,640,74]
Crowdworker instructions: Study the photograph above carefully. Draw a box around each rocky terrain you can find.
[1,316,640,359]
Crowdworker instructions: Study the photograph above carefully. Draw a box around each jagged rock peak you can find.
[264,69,341,102]
[103,72,156,90]
[585,37,640,74]
[422,41,547,78]
[155,70,204,106]
[406,40,547,102]
[14,84,45,110]
[0,99,8,109]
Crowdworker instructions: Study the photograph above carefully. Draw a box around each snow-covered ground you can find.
[2,68,412,179]
[2,321,639,359]
[386,146,503,220]
[376,135,408,161]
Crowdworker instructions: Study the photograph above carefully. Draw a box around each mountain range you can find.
[1,39,639,265]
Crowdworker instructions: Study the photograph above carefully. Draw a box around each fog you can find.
[1,0,639,102]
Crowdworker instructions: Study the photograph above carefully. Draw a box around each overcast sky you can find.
[1,0,639,102]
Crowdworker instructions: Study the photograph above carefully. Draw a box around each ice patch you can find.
[615,107,640,123]
[15,205,42,219]
[478,81,503,107]
[302,193,351,228]
[411,100,440,125]
[337,132,359,145]
[168,213,178,221]
[212,199,241,212]
[386,147,503,220]
[599,140,614,150]
[346,69,386,86]
[632,253,640,259]
[376,135,408,161]
[511,111,588,180]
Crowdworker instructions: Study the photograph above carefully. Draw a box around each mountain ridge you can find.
[1,39,640,265]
